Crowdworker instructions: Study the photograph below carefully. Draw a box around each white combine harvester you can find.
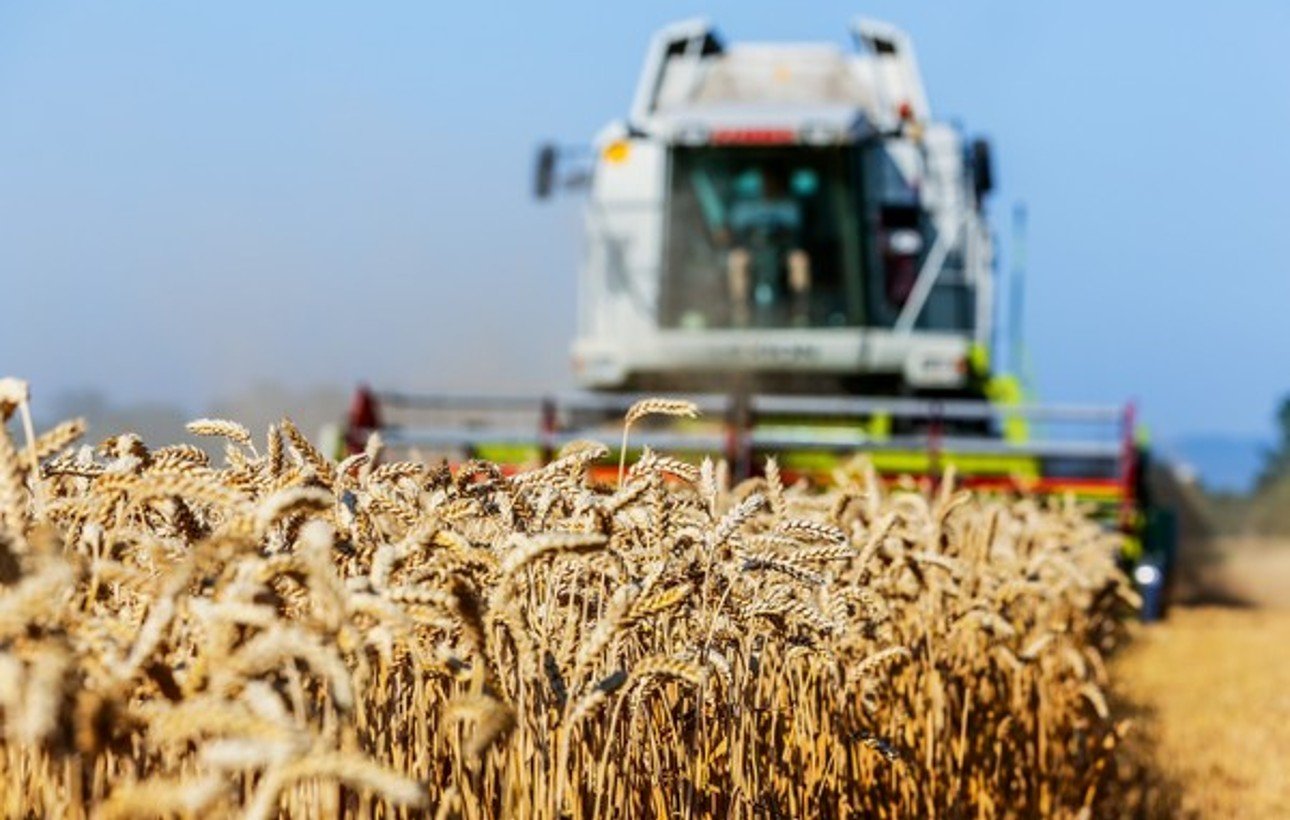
[348,18,1153,547]
[556,18,994,399]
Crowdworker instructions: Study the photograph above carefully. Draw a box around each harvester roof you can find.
[628,19,933,145]
[673,45,875,109]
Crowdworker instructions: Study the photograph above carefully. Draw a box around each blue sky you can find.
[2,2,1288,442]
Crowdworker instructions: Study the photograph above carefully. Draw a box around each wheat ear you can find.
[186,418,254,450]
[4,379,45,517]
[618,398,699,484]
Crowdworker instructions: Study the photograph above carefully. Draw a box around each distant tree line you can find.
[1256,395,1290,491]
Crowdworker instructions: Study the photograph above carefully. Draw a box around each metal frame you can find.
[892,214,965,333]
[347,386,1138,511]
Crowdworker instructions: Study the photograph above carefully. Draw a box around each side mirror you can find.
[534,143,558,200]
[971,138,994,200]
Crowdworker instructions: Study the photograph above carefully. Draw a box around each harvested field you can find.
[1195,537,1290,610]
[1110,533,1290,819]
[0,383,1140,817]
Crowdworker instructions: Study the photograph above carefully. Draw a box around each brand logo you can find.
[703,342,823,365]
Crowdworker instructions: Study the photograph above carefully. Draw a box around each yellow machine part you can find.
[775,448,1041,480]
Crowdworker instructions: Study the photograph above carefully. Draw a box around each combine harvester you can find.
[346,18,1171,601]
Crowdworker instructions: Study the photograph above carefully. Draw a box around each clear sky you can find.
[2,2,1288,441]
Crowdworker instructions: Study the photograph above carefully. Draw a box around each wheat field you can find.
[0,381,1139,817]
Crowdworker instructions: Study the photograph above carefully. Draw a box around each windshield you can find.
[659,146,865,330]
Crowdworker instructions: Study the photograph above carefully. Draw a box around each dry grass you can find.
[1195,537,1290,609]
[1112,607,1290,818]
[1113,536,1290,818]
[0,380,1139,817]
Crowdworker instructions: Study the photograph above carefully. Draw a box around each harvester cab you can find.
[543,18,995,399]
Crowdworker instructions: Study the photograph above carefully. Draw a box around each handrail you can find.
[376,392,547,412]
[352,386,1131,469]
[346,384,1141,530]
[381,426,728,453]
[372,388,1124,425]
[751,394,1123,423]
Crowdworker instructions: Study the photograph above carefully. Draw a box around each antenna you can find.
[1009,201,1028,387]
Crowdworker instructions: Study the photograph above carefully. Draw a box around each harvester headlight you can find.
[674,124,710,145]
[798,122,839,145]
[888,229,923,255]
[1133,564,1162,588]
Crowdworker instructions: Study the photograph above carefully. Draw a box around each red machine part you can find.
[345,384,381,454]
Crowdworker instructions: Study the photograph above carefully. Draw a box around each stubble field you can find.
[1110,538,1290,819]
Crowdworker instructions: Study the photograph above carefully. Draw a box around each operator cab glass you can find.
[659,142,974,335]
[660,146,865,330]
